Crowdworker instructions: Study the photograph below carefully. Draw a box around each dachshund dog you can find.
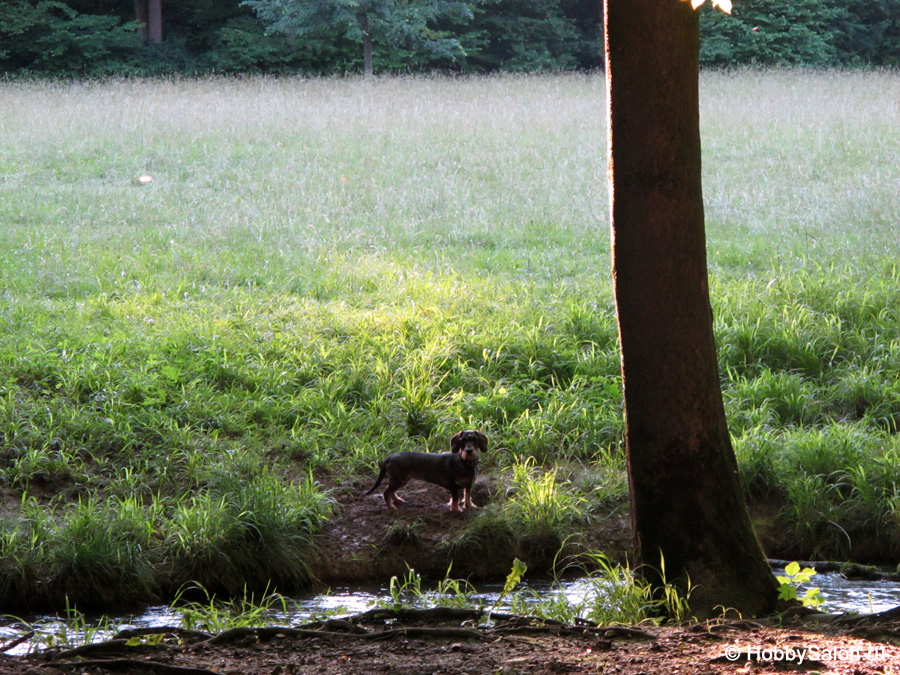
[365,430,487,512]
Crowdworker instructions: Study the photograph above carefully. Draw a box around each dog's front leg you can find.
[463,489,478,511]
[448,488,462,513]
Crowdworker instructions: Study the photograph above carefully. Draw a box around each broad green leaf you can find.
[778,585,799,601]
[502,558,527,597]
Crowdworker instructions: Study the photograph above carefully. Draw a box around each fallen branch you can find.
[50,639,177,661]
[114,627,213,643]
[0,631,33,653]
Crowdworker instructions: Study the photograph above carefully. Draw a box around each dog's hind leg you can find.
[384,486,401,509]
[384,477,410,509]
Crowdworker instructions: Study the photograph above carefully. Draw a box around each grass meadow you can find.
[0,70,898,609]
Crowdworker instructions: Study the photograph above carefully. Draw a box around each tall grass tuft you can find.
[502,459,588,536]
[168,460,334,595]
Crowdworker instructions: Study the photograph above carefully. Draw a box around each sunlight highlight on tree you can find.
[685,0,732,14]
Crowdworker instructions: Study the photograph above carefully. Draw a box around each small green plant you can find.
[653,553,693,623]
[124,632,168,647]
[375,566,479,611]
[484,558,527,624]
[382,519,422,546]
[776,561,823,609]
[10,598,123,653]
[505,552,692,626]
[433,574,481,609]
[172,584,292,633]
[381,566,427,610]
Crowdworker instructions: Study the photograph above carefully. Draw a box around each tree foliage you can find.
[0,0,897,76]
[0,1,140,76]
[240,0,473,75]
[463,0,597,72]
[700,0,900,67]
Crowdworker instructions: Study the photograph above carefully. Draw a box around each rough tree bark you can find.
[359,14,374,78]
[134,0,163,44]
[147,0,163,44]
[134,0,148,42]
[604,0,779,618]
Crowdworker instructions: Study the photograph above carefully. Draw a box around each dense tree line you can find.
[0,0,897,77]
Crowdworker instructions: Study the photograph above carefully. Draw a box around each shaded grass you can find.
[0,469,332,609]
[0,71,898,608]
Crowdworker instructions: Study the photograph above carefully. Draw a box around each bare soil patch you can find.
[307,471,633,587]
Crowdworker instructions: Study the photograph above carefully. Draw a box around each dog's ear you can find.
[474,430,488,453]
[450,431,463,453]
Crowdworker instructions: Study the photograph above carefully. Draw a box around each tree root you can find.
[834,605,900,626]
[115,627,214,642]
[45,659,218,675]
[354,606,570,626]
[197,624,485,646]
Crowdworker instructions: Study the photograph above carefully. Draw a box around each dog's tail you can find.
[364,464,387,496]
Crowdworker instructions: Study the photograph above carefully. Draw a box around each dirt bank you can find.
[305,471,633,588]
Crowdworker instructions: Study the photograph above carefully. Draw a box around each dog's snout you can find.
[459,442,480,460]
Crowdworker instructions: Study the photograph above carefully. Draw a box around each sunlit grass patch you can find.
[502,459,589,534]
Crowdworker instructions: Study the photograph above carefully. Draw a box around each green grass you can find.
[0,70,898,608]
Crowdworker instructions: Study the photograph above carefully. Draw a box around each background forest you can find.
[1,0,899,78]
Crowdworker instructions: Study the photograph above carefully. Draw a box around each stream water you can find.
[3,570,900,656]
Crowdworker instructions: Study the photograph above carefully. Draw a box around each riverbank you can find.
[6,607,900,675]
[4,469,900,615]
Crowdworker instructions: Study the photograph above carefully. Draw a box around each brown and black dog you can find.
[364,430,487,512]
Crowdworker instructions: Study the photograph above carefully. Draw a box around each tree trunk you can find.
[148,0,163,44]
[359,14,374,78]
[604,0,778,618]
[134,0,149,43]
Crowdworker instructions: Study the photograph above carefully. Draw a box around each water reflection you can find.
[807,571,900,614]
